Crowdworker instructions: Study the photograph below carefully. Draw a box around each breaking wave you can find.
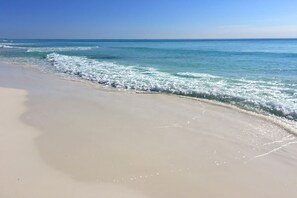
[46,53,297,121]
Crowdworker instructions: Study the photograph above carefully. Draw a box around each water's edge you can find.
[1,59,296,136]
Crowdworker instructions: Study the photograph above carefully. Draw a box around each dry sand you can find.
[1,62,297,198]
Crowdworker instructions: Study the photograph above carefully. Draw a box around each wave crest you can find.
[0,45,13,49]
[26,46,96,52]
[46,53,297,121]
[176,72,218,78]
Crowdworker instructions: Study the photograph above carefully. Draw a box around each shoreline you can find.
[2,58,296,136]
[1,61,297,197]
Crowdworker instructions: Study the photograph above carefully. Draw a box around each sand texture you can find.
[1,62,297,198]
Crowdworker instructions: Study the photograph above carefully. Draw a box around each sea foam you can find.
[46,53,297,121]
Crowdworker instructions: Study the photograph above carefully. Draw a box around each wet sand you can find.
[1,62,297,198]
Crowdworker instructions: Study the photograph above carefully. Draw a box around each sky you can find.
[0,0,297,39]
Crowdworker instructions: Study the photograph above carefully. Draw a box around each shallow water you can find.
[1,39,296,123]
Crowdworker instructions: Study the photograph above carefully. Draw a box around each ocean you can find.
[1,39,296,125]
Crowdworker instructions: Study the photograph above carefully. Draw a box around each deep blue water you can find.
[1,39,297,122]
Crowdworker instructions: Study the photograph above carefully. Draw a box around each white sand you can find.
[0,87,151,198]
[1,62,297,198]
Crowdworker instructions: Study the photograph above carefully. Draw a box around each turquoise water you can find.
[1,39,297,122]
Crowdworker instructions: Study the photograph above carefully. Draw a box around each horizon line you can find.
[1,37,297,40]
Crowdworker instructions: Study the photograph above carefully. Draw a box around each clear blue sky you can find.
[0,0,296,39]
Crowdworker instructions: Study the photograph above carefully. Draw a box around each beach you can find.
[1,62,297,198]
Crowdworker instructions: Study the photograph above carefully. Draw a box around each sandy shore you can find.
[1,62,297,198]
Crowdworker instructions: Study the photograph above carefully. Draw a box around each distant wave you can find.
[26,46,96,52]
[0,44,13,48]
[116,46,297,56]
[0,43,97,52]
[46,53,297,121]
[0,42,33,47]
[176,72,218,78]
